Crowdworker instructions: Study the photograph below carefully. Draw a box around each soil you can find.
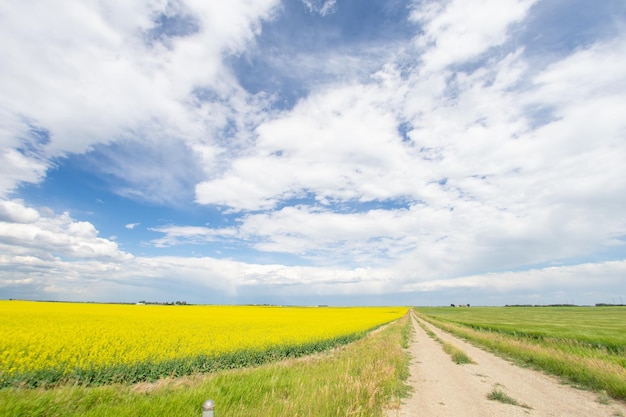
[386,313,626,417]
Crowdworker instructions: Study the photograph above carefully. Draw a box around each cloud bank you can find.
[0,0,625,305]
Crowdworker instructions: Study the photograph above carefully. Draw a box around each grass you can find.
[0,314,412,417]
[416,319,475,365]
[441,342,475,365]
[415,306,626,354]
[487,385,531,409]
[415,307,626,400]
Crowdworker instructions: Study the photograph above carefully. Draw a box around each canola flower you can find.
[0,301,407,387]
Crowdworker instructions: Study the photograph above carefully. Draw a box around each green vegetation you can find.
[487,385,531,409]
[1,333,366,389]
[415,306,626,400]
[441,342,475,365]
[415,306,626,353]
[0,315,411,417]
[416,319,475,365]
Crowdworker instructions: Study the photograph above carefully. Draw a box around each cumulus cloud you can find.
[1,1,625,305]
[0,0,280,199]
[196,84,417,210]
[190,26,626,279]
[0,201,130,261]
[0,200,40,224]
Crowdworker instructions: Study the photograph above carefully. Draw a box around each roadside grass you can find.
[415,308,626,400]
[0,315,412,417]
[416,319,475,365]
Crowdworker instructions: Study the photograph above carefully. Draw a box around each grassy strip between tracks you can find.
[0,314,412,417]
[416,319,474,365]
[415,311,626,400]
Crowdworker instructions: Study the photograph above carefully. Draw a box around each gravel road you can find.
[386,313,626,417]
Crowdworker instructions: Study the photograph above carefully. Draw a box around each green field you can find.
[416,306,626,352]
[415,306,626,399]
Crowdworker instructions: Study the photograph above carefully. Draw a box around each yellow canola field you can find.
[0,301,406,378]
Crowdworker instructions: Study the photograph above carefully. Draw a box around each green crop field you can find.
[415,306,626,352]
[415,306,626,399]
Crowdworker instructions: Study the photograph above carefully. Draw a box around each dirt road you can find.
[387,313,626,417]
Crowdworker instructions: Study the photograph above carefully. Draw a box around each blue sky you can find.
[1,0,625,306]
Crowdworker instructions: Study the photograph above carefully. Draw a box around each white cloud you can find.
[410,0,537,73]
[0,201,131,261]
[1,1,625,305]
[301,0,337,16]
[2,245,624,305]
[0,200,40,224]
[196,83,420,210]
[148,225,237,247]
[405,260,626,305]
[0,149,49,196]
[192,24,626,285]
[0,0,280,198]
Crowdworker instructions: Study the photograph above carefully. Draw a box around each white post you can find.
[202,399,215,417]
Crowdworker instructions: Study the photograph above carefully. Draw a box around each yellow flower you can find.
[0,301,406,379]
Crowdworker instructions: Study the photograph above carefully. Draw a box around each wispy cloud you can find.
[301,0,337,16]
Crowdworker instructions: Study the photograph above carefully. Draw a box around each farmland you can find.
[415,306,626,399]
[0,308,412,417]
[0,301,407,388]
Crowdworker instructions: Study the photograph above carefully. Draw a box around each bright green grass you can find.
[415,306,626,353]
[0,315,411,417]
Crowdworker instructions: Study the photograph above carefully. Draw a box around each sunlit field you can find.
[0,301,407,388]
[415,306,626,399]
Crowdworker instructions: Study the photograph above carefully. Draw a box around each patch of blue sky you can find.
[523,103,561,129]
[517,0,626,64]
[16,122,51,158]
[228,0,416,108]
[15,153,232,255]
[397,121,413,143]
[82,140,204,204]
[144,10,200,47]
[274,192,413,214]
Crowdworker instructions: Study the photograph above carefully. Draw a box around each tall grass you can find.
[0,315,412,417]
[415,310,626,400]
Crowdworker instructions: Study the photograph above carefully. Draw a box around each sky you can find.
[1,0,625,306]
